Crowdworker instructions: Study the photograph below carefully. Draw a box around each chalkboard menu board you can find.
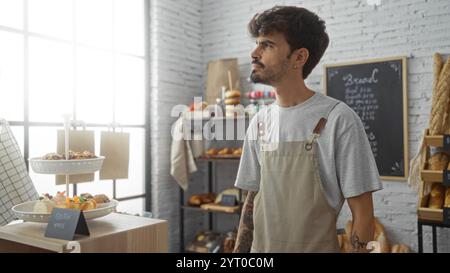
[324,57,408,181]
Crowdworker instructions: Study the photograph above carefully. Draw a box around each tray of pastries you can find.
[12,192,118,223]
[29,151,105,175]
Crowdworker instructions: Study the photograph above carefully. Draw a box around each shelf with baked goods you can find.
[183,190,243,215]
[179,178,244,253]
[181,204,242,215]
[420,130,450,184]
[198,147,242,162]
[417,129,450,224]
[197,156,241,162]
[179,104,248,253]
[184,230,237,254]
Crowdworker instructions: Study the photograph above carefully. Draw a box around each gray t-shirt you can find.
[234,91,383,214]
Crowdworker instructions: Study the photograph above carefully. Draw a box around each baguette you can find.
[430,57,450,135]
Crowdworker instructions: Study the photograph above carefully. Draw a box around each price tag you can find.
[45,208,90,240]
[220,194,237,207]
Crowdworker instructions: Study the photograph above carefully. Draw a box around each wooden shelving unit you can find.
[417,129,450,253]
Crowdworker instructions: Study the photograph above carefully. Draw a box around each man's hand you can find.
[347,192,375,253]
[233,191,257,253]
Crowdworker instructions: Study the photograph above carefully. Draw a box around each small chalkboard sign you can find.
[220,194,237,207]
[325,56,408,181]
[45,208,90,240]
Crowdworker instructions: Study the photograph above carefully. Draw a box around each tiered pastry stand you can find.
[12,115,118,223]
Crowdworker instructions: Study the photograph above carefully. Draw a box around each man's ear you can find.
[293,48,309,67]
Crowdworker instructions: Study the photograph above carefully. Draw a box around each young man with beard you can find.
[233,6,382,253]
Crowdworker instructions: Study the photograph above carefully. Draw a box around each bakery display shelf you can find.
[417,158,450,224]
[182,204,241,215]
[197,156,241,162]
[424,134,444,147]
[421,170,445,183]
[418,193,444,222]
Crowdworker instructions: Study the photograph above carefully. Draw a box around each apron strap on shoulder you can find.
[313,118,327,135]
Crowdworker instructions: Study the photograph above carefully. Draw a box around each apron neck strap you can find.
[312,101,341,136]
[313,118,327,135]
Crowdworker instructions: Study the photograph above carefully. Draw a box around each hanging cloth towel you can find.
[170,117,197,190]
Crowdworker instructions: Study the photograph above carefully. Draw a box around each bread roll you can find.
[188,193,216,206]
[374,219,390,253]
[445,188,450,208]
[218,148,231,155]
[225,90,241,99]
[232,148,242,156]
[188,195,202,206]
[206,149,218,156]
[93,194,110,204]
[428,152,449,170]
[80,199,97,211]
[428,183,445,209]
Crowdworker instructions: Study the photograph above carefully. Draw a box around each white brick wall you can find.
[201,0,450,253]
[150,0,205,252]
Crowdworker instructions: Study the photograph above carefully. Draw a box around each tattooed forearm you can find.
[350,233,368,253]
[233,191,257,253]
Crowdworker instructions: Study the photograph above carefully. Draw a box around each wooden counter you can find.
[0,213,168,253]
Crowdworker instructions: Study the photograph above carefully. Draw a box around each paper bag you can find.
[100,131,130,180]
[205,58,240,105]
[56,130,95,185]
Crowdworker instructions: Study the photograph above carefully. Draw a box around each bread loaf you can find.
[430,57,450,135]
[188,193,216,206]
[428,152,449,170]
[428,183,445,209]
[391,244,411,253]
[445,188,450,208]
[375,219,390,253]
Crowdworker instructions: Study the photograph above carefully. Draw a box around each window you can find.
[0,0,149,214]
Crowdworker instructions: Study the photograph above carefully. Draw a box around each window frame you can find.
[1,0,151,211]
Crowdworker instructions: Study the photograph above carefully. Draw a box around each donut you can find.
[225,90,241,99]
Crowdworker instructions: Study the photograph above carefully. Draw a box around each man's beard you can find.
[250,60,290,85]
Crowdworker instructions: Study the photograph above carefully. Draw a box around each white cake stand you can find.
[14,114,117,223]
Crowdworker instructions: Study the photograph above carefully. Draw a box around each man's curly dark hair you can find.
[248,6,329,79]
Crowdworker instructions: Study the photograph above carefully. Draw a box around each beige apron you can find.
[251,102,341,253]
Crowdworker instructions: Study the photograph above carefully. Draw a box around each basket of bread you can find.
[12,192,118,223]
[29,151,105,175]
